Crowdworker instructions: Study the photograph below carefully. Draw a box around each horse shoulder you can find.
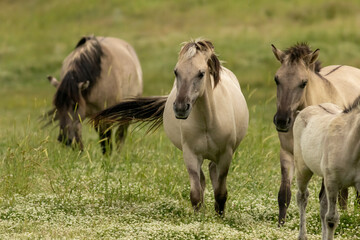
[216,68,249,147]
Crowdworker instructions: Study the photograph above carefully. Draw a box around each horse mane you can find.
[179,39,221,87]
[343,95,360,113]
[54,35,103,110]
[284,42,322,73]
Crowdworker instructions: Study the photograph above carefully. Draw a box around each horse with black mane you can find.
[46,35,142,154]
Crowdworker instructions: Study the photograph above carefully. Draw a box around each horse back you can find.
[86,37,143,115]
[320,65,360,106]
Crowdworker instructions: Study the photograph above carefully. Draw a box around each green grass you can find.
[1,0,360,239]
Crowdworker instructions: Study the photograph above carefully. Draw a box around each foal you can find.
[294,99,360,239]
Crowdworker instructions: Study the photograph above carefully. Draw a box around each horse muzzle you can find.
[173,101,191,119]
[273,113,292,132]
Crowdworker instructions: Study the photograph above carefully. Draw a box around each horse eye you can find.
[300,81,308,89]
[274,76,279,85]
[198,71,205,79]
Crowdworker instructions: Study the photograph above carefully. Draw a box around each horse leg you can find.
[324,180,339,240]
[338,188,348,211]
[319,179,328,239]
[183,149,204,211]
[209,151,232,216]
[200,168,206,192]
[296,168,312,240]
[355,187,360,207]
[115,124,128,151]
[278,148,295,226]
[97,124,112,155]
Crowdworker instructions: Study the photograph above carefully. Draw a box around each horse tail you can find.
[91,96,168,133]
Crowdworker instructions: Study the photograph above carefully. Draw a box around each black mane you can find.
[284,42,321,73]
[54,36,103,110]
[343,95,360,113]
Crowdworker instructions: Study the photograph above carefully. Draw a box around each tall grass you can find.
[1,0,360,239]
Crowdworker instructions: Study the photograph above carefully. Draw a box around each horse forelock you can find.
[178,39,221,87]
[284,42,321,72]
[54,36,103,110]
[179,39,215,60]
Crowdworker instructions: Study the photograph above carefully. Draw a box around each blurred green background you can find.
[1,0,360,239]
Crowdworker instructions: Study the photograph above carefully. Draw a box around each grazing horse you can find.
[271,43,360,225]
[47,36,143,154]
[92,39,249,215]
[294,99,360,240]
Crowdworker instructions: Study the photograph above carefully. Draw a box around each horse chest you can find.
[180,122,233,160]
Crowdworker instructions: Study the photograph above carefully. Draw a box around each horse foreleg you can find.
[183,149,204,212]
[115,124,128,151]
[278,149,295,226]
[209,152,232,216]
[97,124,112,155]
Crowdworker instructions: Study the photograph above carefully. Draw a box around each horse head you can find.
[49,75,89,150]
[271,43,320,132]
[172,39,220,119]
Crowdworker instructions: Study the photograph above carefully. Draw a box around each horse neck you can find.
[192,74,217,125]
[303,72,342,108]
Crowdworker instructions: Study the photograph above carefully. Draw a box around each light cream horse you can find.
[47,35,142,154]
[294,99,360,240]
[92,39,249,215]
[271,43,360,225]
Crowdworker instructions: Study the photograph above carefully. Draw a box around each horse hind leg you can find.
[98,124,112,155]
[296,168,312,240]
[319,179,328,239]
[324,181,340,240]
[115,124,128,151]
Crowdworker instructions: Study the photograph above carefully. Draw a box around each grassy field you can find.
[1,0,360,239]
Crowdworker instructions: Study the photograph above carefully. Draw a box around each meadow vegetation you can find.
[1,0,360,239]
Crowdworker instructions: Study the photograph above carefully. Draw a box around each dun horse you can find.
[92,39,249,215]
[47,36,142,154]
[294,99,360,240]
[271,43,360,225]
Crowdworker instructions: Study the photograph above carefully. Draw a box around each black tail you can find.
[91,96,168,132]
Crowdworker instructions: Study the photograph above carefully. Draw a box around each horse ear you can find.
[207,53,220,87]
[47,75,60,88]
[78,81,90,91]
[271,44,285,63]
[306,48,320,65]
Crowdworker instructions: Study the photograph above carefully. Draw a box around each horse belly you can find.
[300,120,327,177]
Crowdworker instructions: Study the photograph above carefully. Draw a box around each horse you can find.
[271,42,360,225]
[46,35,143,154]
[294,99,360,240]
[92,39,249,215]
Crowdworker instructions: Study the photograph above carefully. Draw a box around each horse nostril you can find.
[287,118,291,125]
[185,104,190,111]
